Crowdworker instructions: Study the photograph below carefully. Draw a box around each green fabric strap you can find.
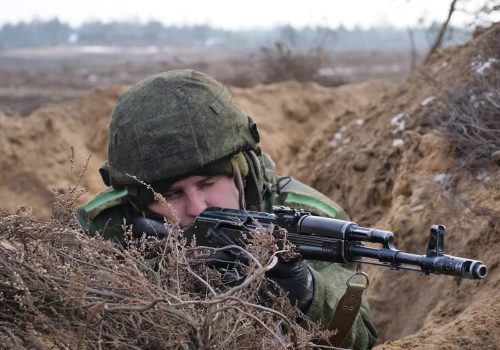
[76,187,128,231]
[328,283,365,347]
[285,192,338,218]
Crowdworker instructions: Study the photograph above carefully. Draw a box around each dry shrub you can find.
[0,194,337,349]
[51,147,89,229]
[431,71,500,169]
[224,68,260,88]
[259,42,344,86]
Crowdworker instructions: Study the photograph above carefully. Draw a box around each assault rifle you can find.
[132,206,487,280]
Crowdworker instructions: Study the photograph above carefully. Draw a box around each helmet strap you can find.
[231,157,246,210]
[242,150,264,211]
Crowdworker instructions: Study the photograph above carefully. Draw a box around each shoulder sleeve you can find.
[272,177,378,348]
[275,177,349,220]
[77,187,130,244]
[306,260,378,349]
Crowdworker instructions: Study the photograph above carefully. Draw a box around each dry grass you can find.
[51,147,89,229]
[0,167,339,349]
[258,42,344,86]
[431,71,500,170]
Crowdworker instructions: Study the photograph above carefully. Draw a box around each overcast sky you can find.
[1,0,496,29]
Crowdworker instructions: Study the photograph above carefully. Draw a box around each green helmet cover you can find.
[107,69,260,187]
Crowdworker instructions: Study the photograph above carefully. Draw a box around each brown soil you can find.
[233,79,395,174]
[0,87,125,218]
[293,23,500,348]
[1,23,499,349]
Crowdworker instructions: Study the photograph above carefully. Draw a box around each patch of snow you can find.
[318,67,335,76]
[433,173,449,184]
[356,119,364,126]
[392,138,404,147]
[411,204,425,212]
[79,46,123,54]
[77,45,160,55]
[420,96,436,106]
[390,113,406,131]
[475,170,491,182]
[471,58,500,75]
[331,126,350,146]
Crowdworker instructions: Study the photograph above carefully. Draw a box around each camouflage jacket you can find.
[77,175,378,349]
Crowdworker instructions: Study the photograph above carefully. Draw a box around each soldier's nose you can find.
[186,193,207,218]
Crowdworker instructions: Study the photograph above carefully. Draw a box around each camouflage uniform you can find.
[78,70,378,349]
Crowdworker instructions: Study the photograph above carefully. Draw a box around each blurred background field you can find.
[0,0,492,116]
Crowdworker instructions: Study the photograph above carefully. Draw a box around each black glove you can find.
[265,255,314,313]
[206,248,249,285]
[202,227,251,285]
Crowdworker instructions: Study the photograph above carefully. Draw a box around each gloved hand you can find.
[205,248,248,285]
[265,255,314,313]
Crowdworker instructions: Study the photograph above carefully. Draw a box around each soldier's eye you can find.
[199,178,217,189]
[199,182,215,190]
[163,190,182,199]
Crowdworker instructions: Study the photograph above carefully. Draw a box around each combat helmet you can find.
[102,69,265,210]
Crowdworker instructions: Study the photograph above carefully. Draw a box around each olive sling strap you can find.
[328,265,369,347]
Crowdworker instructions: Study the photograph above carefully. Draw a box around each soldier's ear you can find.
[247,116,260,143]
[99,161,112,186]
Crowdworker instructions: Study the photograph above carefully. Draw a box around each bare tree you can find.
[424,0,459,64]
[407,27,417,71]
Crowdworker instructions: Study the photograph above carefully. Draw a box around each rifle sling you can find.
[328,283,364,347]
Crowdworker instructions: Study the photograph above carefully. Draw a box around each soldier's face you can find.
[147,175,240,228]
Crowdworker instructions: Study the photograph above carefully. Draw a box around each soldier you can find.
[78,69,378,349]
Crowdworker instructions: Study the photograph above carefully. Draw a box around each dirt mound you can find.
[380,296,500,350]
[0,87,125,218]
[233,79,395,174]
[293,23,500,347]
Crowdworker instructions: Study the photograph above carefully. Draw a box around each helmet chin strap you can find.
[242,150,265,212]
[231,156,246,210]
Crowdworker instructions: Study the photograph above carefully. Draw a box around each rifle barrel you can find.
[349,245,487,279]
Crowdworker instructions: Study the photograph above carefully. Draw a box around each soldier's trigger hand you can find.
[265,254,314,312]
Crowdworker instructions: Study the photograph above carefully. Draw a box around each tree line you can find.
[0,18,471,51]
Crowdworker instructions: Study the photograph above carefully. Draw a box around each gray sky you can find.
[1,0,497,28]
